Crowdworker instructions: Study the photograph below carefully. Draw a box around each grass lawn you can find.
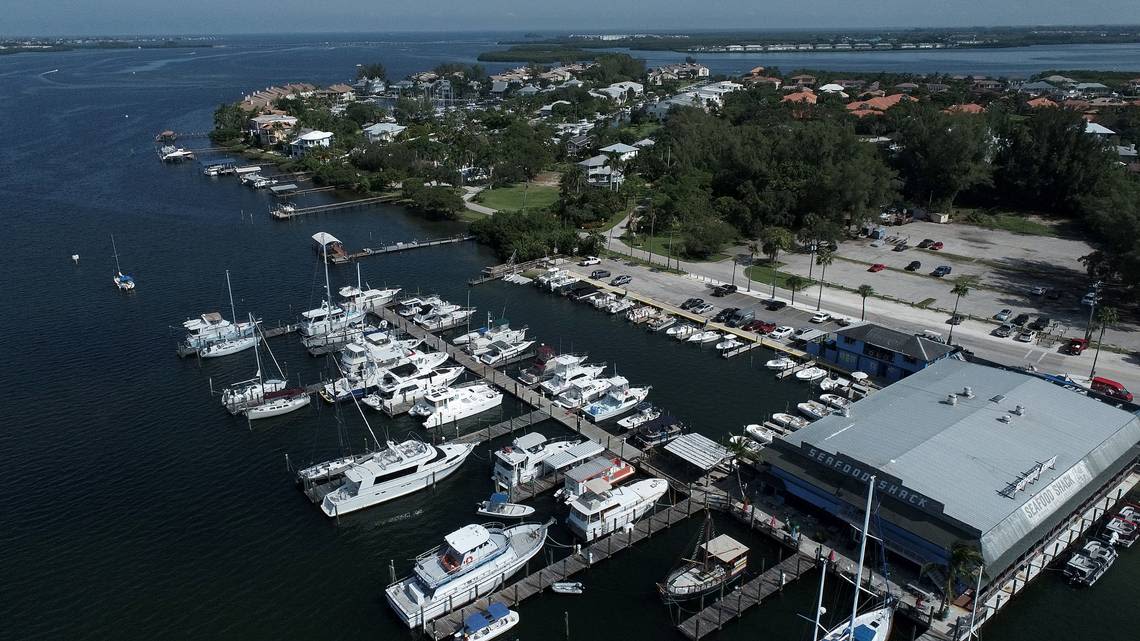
[475,183,560,213]
[744,264,814,292]
[624,233,730,262]
[955,209,1059,237]
[621,121,660,140]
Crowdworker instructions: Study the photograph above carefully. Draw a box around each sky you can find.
[4,0,1140,36]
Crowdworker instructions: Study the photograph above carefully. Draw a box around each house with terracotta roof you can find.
[1026,97,1058,109]
[782,90,817,104]
[845,93,915,115]
[247,114,298,146]
[943,103,985,115]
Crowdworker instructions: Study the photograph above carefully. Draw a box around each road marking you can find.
[1035,351,1049,364]
[1023,348,1036,359]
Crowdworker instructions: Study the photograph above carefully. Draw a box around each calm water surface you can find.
[0,34,1136,641]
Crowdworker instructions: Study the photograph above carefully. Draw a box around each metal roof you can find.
[778,359,1140,565]
[833,323,954,362]
[545,440,605,471]
[665,433,732,471]
[444,524,489,554]
[566,456,614,482]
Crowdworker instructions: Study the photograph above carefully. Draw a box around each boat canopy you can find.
[198,157,237,167]
[463,602,510,632]
[445,524,490,554]
[700,534,748,563]
[489,492,509,504]
[312,232,341,246]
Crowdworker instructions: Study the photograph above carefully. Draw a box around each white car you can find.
[994,309,1012,322]
[1016,330,1038,343]
[809,312,831,323]
[692,303,714,315]
[579,256,601,266]
[769,326,794,340]
[1028,286,1048,296]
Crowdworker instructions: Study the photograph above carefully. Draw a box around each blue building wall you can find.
[806,336,936,382]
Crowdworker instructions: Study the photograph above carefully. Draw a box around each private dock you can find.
[678,552,813,640]
[777,359,817,379]
[721,341,762,359]
[274,185,336,198]
[468,257,552,286]
[271,194,398,219]
[330,235,476,264]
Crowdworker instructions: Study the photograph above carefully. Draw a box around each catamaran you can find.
[110,234,135,291]
[659,512,749,602]
[565,478,669,542]
[411,383,504,429]
[385,521,551,628]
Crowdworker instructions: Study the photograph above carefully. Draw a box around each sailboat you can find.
[222,315,310,419]
[299,241,366,340]
[196,272,259,358]
[110,234,135,291]
[659,511,749,602]
[339,263,400,314]
[812,475,894,641]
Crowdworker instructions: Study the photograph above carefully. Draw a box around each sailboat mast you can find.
[227,270,238,323]
[356,262,362,292]
[812,557,828,641]
[848,476,877,641]
[251,313,263,385]
[322,241,332,309]
[111,234,122,273]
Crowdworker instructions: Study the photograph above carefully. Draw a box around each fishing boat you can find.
[270,202,296,218]
[566,478,669,542]
[551,582,584,594]
[606,298,636,315]
[1103,505,1138,548]
[385,521,551,628]
[456,315,528,355]
[795,367,828,381]
[556,456,636,503]
[820,393,852,411]
[554,376,617,410]
[659,512,749,603]
[453,602,519,641]
[666,322,696,339]
[1064,539,1118,586]
[647,315,676,332]
[688,330,722,344]
[583,379,650,422]
[362,366,465,413]
[765,357,796,370]
[633,415,685,448]
[539,362,606,397]
[626,306,655,323]
[199,334,259,358]
[478,339,536,366]
[110,234,136,291]
[492,432,587,488]
[772,413,811,430]
[820,377,853,392]
[476,493,536,518]
[798,400,834,421]
[715,337,744,351]
[617,402,661,430]
[411,383,504,429]
[745,424,778,445]
[320,439,475,517]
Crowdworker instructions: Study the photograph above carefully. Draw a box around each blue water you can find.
[0,34,1137,641]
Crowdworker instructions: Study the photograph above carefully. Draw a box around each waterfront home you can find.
[804,322,954,381]
[516,84,540,97]
[692,81,744,106]
[353,77,386,96]
[247,114,298,146]
[744,75,783,90]
[647,62,710,85]
[578,155,624,188]
[241,82,316,109]
[363,122,406,144]
[289,129,333,156]
[596,81,644,101]
[781,89,817,104]
[539,100,572,117]
[632,138,655,148]
[598,143,638,162]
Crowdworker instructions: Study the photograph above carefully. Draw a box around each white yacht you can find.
[688,330,722,344]
[453,602,519,641]
[772,413,811,430]
[362,366,464,413]
[478,339,536,366]
[199,334,258,358]
[319,440,474,517]
[1064,539,1118,586]
[539,363,606,397]
[715,337,744,351]
[820,608,894,641]
[417,307,476,332]
[300,300,366,338]
[492,432,586,488]
[322,350,448,403]
[554,376,618,409]
[583,381,650,422]
[795,367,828,381]
[518,350,587,386]
[385,521,550,628]
[339,263,400,313]
[566,478,669,542]
[617,402,661,430]
[396,295,441,317]
[455,316,528,355]
[798,400,834,421]
[181,312,256,352]
[411,383,504,429]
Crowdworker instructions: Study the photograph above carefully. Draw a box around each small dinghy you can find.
[476,492,536,518]
[552,581,584,594]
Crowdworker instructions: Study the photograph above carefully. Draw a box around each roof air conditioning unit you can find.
[999,414,1012,424]
[945,394,958,405]
[1013,405,1026,416]
[963,386,975,399]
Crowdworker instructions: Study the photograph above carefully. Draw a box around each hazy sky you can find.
[6,0,1140,36]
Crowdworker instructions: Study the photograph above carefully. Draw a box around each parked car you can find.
[947,314,964,325]
[918,239,935,249]
[692,303,714,315]
[1091,376,1133,402]
[994,309,1013,322]
[610,275,632,286]
[1028,316,1051,331]
[713,307,740,323]
[893,243,908,252]
[590,269,611,280]
[756,321,777,334]
[769,326,794,340]
[1028,286,1048,296]
[868,263,887,272]
[905,260,922,272]
[793,327,815,338]
[835,316,854,327]
[1016,330,1038,343]
[929,241,944,250]
[932,266,952,277]
[712,284,738,297]
[741,319,766,332]
[727,308,755,327]
[1012,313,1030,326]
[809,312,831,323]
[764,299,788,311]
[680,297,704,310]
[992,324,1015,338]
[1063,338,1089,355]
[579,256,601,266]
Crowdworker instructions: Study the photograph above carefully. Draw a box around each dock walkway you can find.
[271,194,397,219]
[678,553,812,640]
[332,235,476,263]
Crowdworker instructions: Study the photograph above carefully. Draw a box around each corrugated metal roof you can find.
[779,359,1140,564]
[545,440,604,471]
[834,323,954,361]
[665,433,732,471]
[513,432,547,451]
[566,456,613,482]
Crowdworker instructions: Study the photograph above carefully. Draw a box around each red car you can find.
[751,321,777,334]
[869,263,887,272]
[930,241,944,250]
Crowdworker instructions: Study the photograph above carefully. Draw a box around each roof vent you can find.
[945,394,958,406]
[1012,405,1026,416]
[962,386,975,399]
[998,414,1012,424]
[989,394,1005,403]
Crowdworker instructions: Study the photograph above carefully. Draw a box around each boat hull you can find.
[320,444,473,517]
[245,394,310,419]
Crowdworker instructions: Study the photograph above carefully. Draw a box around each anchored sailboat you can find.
[110,234,135,291]
[222,315,310,419]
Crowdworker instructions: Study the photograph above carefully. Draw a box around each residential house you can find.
[845,93,915,117]
[1026,96,1058,109]
[289,129,333,157]
[789,74,816,87]
[943,103,985,114]
[805,323,955,382]
[241,83,316,109]
[321,83,356,104]
[246,114,299,146]
[362,122,407,144]
[389,80,416,93]
[539,100,572,117]
[490,80,510,96]
[353,77,386,96]
[744,75,783,90]
[894,82,920,93]
[781,89,818,104]
[972,79,1004,92]
[566,134,592,157]
[1074,82,1111,97]
[1085,122,1116,137]
[647,62,710,85]
[578,154,624,188]
[691,80,743,106]
[596,81,645,101]
[632,138,655,148]
[598,142,639,162]
[516,84,541,97]
[924,83,950,93]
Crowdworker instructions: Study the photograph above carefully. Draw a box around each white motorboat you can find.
[745,424,778,445]
[626,306,655,323]
[566,478,669,542]
[479,339,536,366]
[411,383,504,429]
[688,330,722,344]
[547,274,577,292]
[729,434,765,458]
[320,440,474,517]
[551,582,584,594]
[416,306,475,332]
[492,432,587,488]
[583,380,650,422]
[820,377,853,392]
[715,337,744,351]
[362,365,464,412]
[223,378,286,413]
[199,334,258,358]
[300,300,366,338]
[659,513,749,603]
[617,402,661,430]
[557,456,636,503]
[456,316,528,355]
[385,521,550,628]
[339,263,400,313]
[647,316,676,332]
[453,602,519,641]
[554,376,619,410]
[667,323,696,339]
[395,295,440,317]
[795,367,828,381]
[606,298,636,315]
[1064,539,1118,586]
[412,300,459,323]
[539,362,606,397]
[517,348,586,386]
[798,400,834,421]
[1103,505,1138,548]
[322,350,448,403]
[534,268,566,288]
[180,272,257,353]
[820,393,852,411]
[476,492,536,518]
[772,413,811,430]
[110,234,136,291]
[765,357,797,370]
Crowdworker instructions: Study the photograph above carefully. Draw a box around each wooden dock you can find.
[721,341,761,359]
[424,497,700,640]
[677,553,813,640]
[332,235,476,264]
[274,185,335,198]
[271,194,398,219]
[467,257,552,287]
[777,359,817,379]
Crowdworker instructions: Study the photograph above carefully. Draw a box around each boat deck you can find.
[677,553,811,640]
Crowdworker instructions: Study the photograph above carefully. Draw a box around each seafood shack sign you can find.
[799,444,946,516]
[1019,461,1093,527]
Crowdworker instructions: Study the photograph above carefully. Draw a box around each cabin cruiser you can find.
[667,323,697,340]
[1064,539,1118,586]
[322,350,449,403]
[479,339,536,366]
[455,318,529,355]
[556,456,636,503]
[539,362,606,397]
[396,295,443,317]
[795,367,828,382]
[319,440,474,517]
[411,384,504,429]
[583,380,650,422]
[299,300,366,338]
[181,312,256,352]
[222,378,287,413]
[362,366,464,413]
[385,521,550,628]
[772,413,810,430]
[492,432,587,488]
[554,376,619,410]
[518,350,586,386]
[798,400,835,421]
[566,478,669,542]
[416,307,476,332]
[617,402,661,430]
[340,284,400,313]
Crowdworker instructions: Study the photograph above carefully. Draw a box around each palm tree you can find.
[1090,305,1119,379]
[815,248,834,311]
[857,284,874,320]
[785,275,807,307]
[939,542,985,616]
[947,277,976,343]
[761,227,794,299]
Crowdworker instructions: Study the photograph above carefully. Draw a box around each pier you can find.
[468,257,552,286]
[330,235,476,264]
[271,194,398,219]
[776,359,817,379]
[678,553,813,640]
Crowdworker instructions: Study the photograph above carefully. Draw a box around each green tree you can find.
[785,275,807,307]
[894,104,992,209]
[948,277,975,343]
[1090,305,1119,379]
[856,284,875,320]
[210,103,247,144]
[356,62,387,80]
[815,248,834,311]
[761,227,794,298]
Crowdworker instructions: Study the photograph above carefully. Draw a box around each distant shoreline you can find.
[0,40,214,56]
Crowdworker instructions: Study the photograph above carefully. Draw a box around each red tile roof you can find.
[943,103,985,114]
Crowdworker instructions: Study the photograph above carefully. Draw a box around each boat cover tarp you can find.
[464,602,510,632]
[489,492,509,504]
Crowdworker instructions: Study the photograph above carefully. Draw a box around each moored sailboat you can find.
[659,512,749,603]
